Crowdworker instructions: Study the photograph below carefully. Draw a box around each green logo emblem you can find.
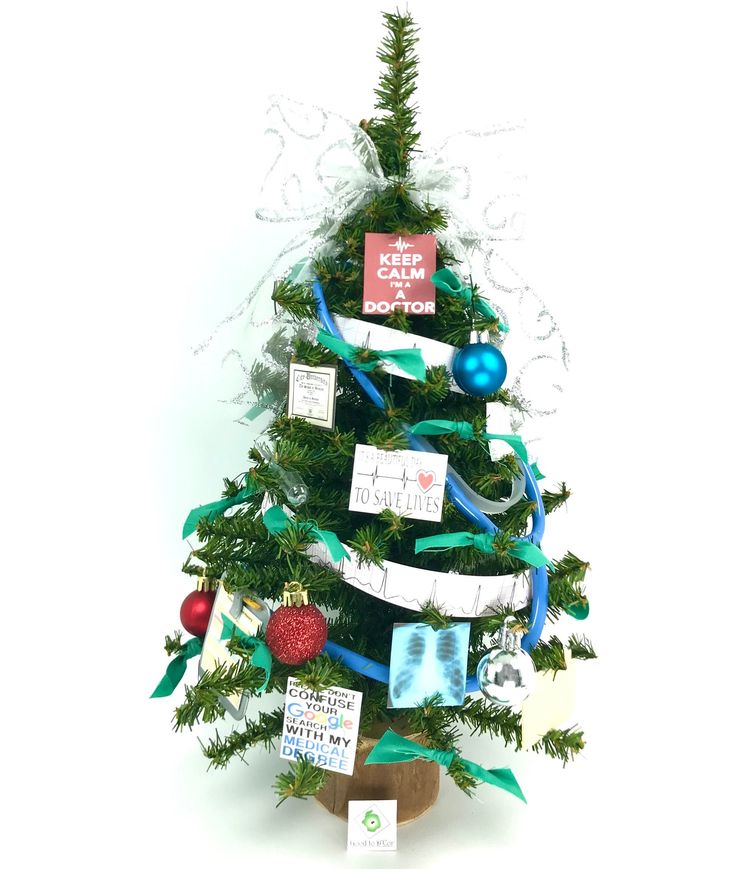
[361,809,383,833]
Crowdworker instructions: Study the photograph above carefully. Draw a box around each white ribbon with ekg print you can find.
[260,493,531,617]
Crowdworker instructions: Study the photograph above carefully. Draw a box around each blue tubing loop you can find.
[311,277,548,657]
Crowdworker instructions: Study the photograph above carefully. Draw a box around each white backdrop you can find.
[2,1,734,866]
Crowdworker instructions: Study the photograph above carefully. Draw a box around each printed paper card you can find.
[362,232,437,315]
[347,800,397,852]
[349,444,447,522]
[388,622,471,708]
[199,584,270,719]
[279,678,363,776]
[287,362,337,430]
[521,650,576,749]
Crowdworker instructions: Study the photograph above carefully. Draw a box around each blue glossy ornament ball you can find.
[452,342,508,396]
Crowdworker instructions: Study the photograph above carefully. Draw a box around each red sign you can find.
[362,233,437,315]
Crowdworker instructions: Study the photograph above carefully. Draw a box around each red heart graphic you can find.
[417,470,435,493]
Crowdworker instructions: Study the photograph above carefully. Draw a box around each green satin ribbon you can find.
[565,598,590,620]
[182,476,260,539]
[262,504,351,564]
[365,729,526,802]
[316,329,426,382]
[150,637,202,698]
[409,419,530,465]
[220,613,272,694]
[243,391,277,421]
[414,530,550,568]
[410,419,476,439]
[430,269,510,332]
[286,257,310,282]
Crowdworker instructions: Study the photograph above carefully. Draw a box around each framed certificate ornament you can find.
[287,362,338,430]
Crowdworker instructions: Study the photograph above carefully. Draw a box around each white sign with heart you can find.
[348,444,448,522]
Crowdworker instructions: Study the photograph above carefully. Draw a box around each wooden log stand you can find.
[314,721,440,825]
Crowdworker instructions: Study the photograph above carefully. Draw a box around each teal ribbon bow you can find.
[365,729,526,802]
[409,419,545,479]
[182,476,261,539]
[409,419,530,463]
[414,530,550,568]
[262,504,351,564]
[220,613,272,695]
[430,269,509,332]
[150,637,202,698]
[316,329,426,382]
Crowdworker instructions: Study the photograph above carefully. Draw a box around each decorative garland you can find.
[311,276,549,653]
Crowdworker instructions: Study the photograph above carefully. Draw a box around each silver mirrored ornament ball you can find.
[476,619,535,706]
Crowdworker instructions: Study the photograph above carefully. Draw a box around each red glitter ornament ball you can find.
[180,587,216,638]
[266,603,328,665]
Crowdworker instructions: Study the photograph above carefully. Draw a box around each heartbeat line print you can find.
[356,465,440,491]
[388,237,414,253]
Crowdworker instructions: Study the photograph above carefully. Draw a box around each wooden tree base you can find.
[314,727,440,825]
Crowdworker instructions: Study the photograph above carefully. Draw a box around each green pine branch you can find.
[273,757,328,806]
[291,655,354,694]
[174,660,265,731]
[529,636,568,672]
[363,11,420,178]
[272,279,316,320]
[568,634,597,660]
[164,631,184,656]
[347,524,389,567]
[202,710,285,769]
[542,483,571,513]
[530,727,585,764]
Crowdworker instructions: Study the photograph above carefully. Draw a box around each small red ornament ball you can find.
[180,588,216,638]
[266,603,328,665]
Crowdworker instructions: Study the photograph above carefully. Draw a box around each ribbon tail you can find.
[183,478,258,539]
[381,348,426,382]
[483,432,530,464]
[262,504,290,535]
[150,638,202,698]
[431,268,463,293]
[314,529,351,563]
[460,760,527,802]
[182,495,240,539]
[315,329,353,362]
[565,598,590,620]
[510,540,551,568]
[530,462,545,481]
[249,643,273,694]
[242,391,277,421]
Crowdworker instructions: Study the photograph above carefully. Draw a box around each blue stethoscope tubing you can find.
[311,277,548,687]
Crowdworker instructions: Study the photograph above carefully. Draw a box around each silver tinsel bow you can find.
[198,96,569,460]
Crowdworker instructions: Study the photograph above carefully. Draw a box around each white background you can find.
[2,1,734,866]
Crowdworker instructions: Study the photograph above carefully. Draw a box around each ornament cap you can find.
[196,572,218,593]
[282,581,309,607]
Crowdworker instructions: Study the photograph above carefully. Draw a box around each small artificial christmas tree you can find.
[153,10,594,819]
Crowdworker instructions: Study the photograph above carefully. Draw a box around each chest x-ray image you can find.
[388,621,471,708]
